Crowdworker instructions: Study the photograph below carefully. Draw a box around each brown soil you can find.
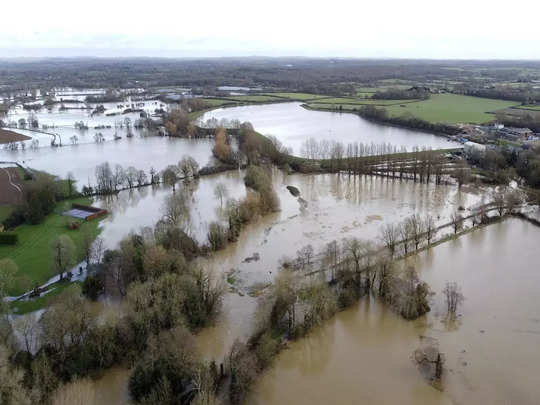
[0,167,25,204]
[0,128,31,144]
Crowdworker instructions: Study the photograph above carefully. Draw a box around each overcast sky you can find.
[1,0,539,59]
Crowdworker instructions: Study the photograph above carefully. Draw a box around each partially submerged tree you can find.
[442,281,464,315]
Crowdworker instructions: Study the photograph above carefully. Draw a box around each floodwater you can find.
[1,95,215,187]
[199,102,460,155]
[88,171,486,404]
[252,218,540,405]
[0,136,213,187]
[93,170,247,248]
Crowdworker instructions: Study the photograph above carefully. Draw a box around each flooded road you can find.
[252,218,540,405]
[199,102,460,155]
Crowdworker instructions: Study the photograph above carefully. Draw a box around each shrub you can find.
[0,232,18,245]
[81,276,104,301]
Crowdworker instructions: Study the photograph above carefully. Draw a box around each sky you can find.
[1,0,539,59]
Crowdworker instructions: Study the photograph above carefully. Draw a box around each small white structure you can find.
[464,141,486,155]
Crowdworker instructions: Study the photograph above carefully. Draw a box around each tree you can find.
[162,191,191,231]
[179,156,200,179]
[213,183,228,207]
[450,212,463,234]
[442,282,464,315]
[424,215,437,245]
[125,166,138,188]
[66,172,75,197]
[399,220,412,254]
[493,190,506,216]
[51,235,76,280]
[296,244,314,270]
[113,164,125,191]
[380,223,399,257]
[323,240,339,281]
[79,223,94,266]
[162,166,179,193]
[136,170,148,186]
[504,190,521,214]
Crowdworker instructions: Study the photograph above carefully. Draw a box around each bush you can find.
[2,206,25,230]
[81,276,104,301]
[207,222,227,251]
[0,232,18,245]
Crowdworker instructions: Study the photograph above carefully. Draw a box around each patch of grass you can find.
[383,94,520,124]
[10,281,81,314]
[0,197,102,296]
[203,98,242,107]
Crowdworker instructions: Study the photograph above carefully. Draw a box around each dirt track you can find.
[0,167,24,204]
[0,128,31,144]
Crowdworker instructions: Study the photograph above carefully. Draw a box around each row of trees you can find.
[91,157,199,195]
[298,137,451,184]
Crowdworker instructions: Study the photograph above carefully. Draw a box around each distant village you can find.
[456,123,540,155]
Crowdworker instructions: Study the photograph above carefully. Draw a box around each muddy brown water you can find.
[251,218,540,405]
[85,172,506,404]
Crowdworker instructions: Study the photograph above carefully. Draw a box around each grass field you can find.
[203,98,239,107]
[264,92,329,101]
[0,197,102,296]
[310,98,419,106]
[514,104,540,111]
[382,94,520,124]
[225,95,283,103]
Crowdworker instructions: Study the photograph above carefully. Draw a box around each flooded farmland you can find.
[199,102,460,155]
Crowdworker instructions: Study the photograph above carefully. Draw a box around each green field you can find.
[0,197,102,296]
[225,95,283,103]
[383,94,520,124]
[203,98,239,107]
[515,104,540,111]
[264,92,329,101]
[310,97,419,106]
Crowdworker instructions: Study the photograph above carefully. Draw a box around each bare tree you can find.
[424,215,437,245]
[296,244,314,270]
[493,190,506,216]
[380,223,399,257]
[323,240,340,281]
[214,183,228,207]
[51,235,76,280]
[442,282,464,315]
[450,212,463,234]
